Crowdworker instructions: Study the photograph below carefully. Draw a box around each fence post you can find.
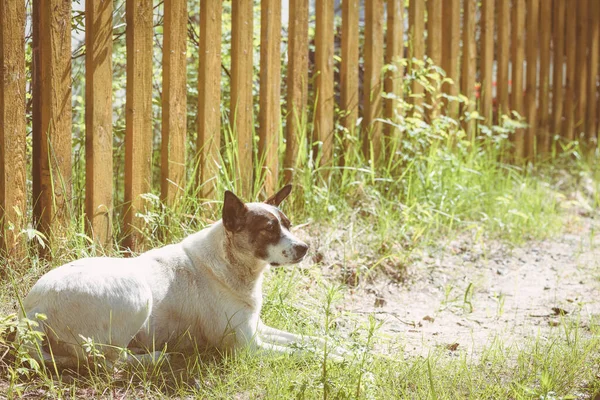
[363,0,384,162]
[231,0,254,197]
[426,0,442,117]
[259,0,282,195]
[587,0,599,146]
[198,0,223,199]
[314,0,334,169]
[575,0,589,139]
[525,0,539,159]
[408,0,424,110]
[442,0,460,118]
[124,0,153,251]
[385,0,404,145]
[497,0,510,119]
[552,0,566,138]
[564,1,577,141]
[285,0,308,181]
[33,0,72,245]
[161,0,188,205]
[511,0,525,159]
[85,0,114,248]
[0,0,26,258]
[340,0,359,165]
[480,0,495,124]
[461,0,477,139]
[538,3,552,154]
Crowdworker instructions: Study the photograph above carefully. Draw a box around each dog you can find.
[19,185,346,368]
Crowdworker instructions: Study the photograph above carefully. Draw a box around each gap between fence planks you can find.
[340,0,359,165]
[0,0,27,257]
[314,0,334,169]
[124,0,153,251]
[33,0,72,244]
[85,0,113,248]
[259,0,282,195]
[285,0,308,182]
[231,0,254,197]
[161,0,187,206]
[363,0,384,162]
[198,0,222,199]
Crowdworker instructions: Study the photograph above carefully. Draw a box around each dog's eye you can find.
[263,223,276,233]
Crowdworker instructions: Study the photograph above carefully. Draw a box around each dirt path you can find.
[302,213,600,357]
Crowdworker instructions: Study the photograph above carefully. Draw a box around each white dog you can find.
[19,185,345,368]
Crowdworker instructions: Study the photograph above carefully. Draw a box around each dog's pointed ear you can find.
[265,184,293,207]
[223,191,247,232]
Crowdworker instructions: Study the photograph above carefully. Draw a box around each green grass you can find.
[2,59,600,398]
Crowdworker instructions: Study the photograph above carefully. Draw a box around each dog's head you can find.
[221,185,309,266]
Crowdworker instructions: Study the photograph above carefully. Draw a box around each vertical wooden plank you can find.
[231,0,254,196]
[363,0,384,161]
[480,0,495,123]
[0,0,27,257]
[537,3,552,154]
[564,0,577,141]
[85,0,113,247]
[161,0,187,205]
[385,0,404,141]
[511,0,525,159]
[442,0,460,118]
[426,0,442,117]
[525,0,539,158]
[408,0,425,109]
[340,0,359,161]
[33,0,72,240]
[314,0,334,167]
[285,0,308,181]
[461,0,477,139]
[497,0,511,118]
[124,0,153,250]
[575,0,588,139]
[198,0,223,198]
[259,0,282,194]
[586,0,599,145]
[552,0,565,137]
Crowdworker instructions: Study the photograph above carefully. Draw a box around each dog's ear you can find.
[265,184,293,207]
[223,191,247,232]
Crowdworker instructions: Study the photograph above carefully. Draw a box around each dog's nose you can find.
[293,242,309,259]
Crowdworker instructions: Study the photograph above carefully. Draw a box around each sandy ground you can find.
[296,211,600,357]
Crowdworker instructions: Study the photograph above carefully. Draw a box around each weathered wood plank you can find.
[340,0,359,163]
[586,0,599,145]
[442,0,460,118]
[497,0,511,118]
[461,0,477,139]
[259,0,282,194]
[426,0,442,117]
[161,0,187,205]
[85,0,113,247]
[575,0,588,139]
[564,0,577,141]
[124,0,153,250]
[33,0,72,242]
[0,0,27,257]
[538,2,552,154]
[408,0,424,109]
[198,0,222,198]
[480,0,495,124]
[363,0,384,161]
[511,0,525,159]
[385,0,404,143]
[314,0,334,167]
[285,0,308,181]
[231,0,254,196]
[525,0,539,158]
[552,0,566,137]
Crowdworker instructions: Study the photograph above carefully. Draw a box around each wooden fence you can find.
[1,0,599,255]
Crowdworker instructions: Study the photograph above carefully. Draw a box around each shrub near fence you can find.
[0,0,599,255]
